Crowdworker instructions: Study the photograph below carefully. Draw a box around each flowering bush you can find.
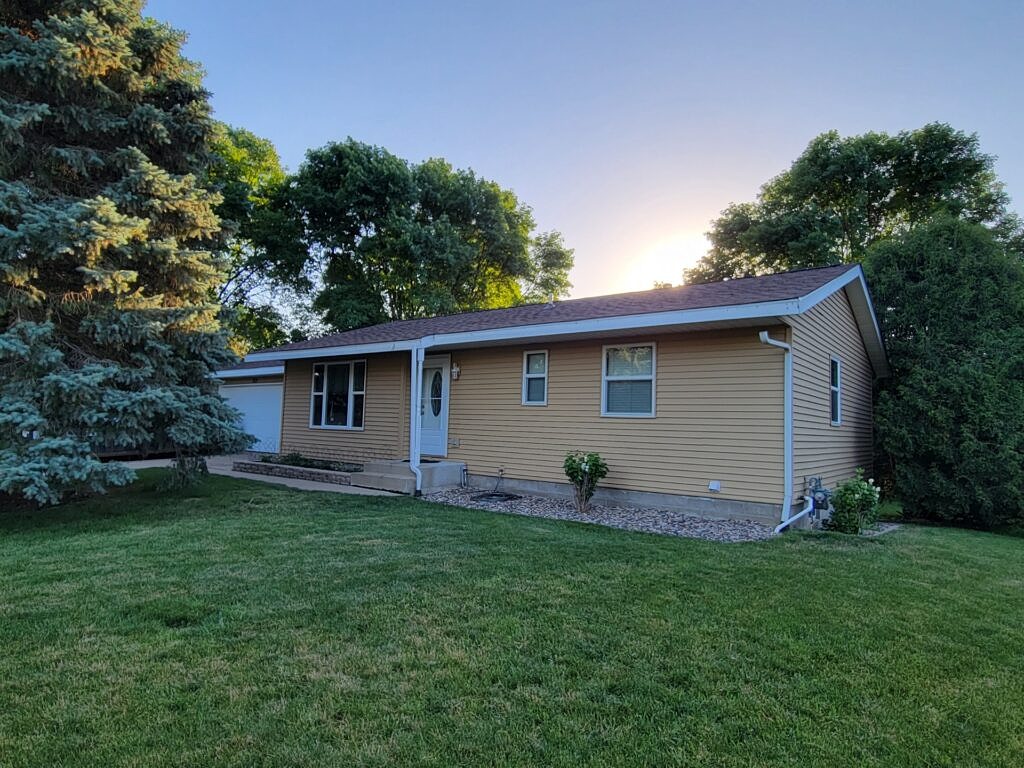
[563,451,609,513]
[828,469,882,534]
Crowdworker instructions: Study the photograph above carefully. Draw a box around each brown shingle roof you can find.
[258,264,857,353]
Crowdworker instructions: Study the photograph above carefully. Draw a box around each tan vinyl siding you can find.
[280,353,409,462]
[788,290,875,496]
[446,328,786,504]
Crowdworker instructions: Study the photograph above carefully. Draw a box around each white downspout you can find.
[759,330,794,528]
[408,345,425,495]
[774,495,813,534]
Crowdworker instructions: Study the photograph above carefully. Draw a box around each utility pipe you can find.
[774,495,814,534]
[408,345,425,495]
[759,330,794,526]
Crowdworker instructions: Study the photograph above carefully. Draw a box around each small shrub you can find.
[563,451,609,513]
[828,469,881,534]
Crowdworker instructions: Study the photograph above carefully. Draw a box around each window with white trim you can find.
[522,350,548,405]
[829,356,842,425]
[311,361,366,429]
[602,344,655,417]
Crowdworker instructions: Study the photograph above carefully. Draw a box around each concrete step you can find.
[350,471,416,494]
[361,460,415,476]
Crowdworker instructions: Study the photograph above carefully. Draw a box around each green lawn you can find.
[2,472,1022,767]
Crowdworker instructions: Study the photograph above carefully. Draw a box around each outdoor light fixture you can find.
[451,363,461,380]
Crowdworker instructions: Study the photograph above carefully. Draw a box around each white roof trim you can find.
[421,297,803,348]
[791,265,889,376]
[244,298,802,362]
[244,266,890,377]
[214,365,284,379]
[246,340,417,362]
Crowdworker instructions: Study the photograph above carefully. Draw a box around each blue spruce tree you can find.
[1,1,250,504]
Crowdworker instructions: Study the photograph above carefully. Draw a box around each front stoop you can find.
[232,458,464,495]
[351,460,464,495]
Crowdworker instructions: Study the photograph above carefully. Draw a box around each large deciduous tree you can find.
[263,139,574,331]
[206,124,287,308]
[0,0,249,504]
[204,123,317,353]
[686,123,1022,283]
[523,230,574,303]
[866,217,1024,528]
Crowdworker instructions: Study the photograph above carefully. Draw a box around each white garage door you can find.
[220,382,283,453]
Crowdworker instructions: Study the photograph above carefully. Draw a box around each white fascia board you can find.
[794,265,890,377]
[215,365,284,378]
[795,266,872,329]
[845,284,891,377]
[244,339,418,363]
[242,300,803,362]
[419,298,803,349]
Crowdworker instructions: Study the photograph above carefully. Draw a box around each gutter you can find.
[244,297,807,363]
[759,330,794,527]
[214,365,284,379]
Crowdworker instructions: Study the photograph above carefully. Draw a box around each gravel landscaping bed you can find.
[424,487,775,542]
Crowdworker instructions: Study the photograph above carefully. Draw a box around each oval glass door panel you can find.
[430,371,442,416]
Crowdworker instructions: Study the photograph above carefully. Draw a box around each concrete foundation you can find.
[466,473,781,525]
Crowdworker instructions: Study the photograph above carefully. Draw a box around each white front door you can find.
[419,356,450,456]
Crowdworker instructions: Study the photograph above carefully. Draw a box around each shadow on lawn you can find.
[0,469,277,535]
[0,468,414,539]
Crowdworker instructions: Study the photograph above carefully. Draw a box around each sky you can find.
[146,0,1024,299]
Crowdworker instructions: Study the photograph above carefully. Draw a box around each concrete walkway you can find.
[123,454,400,497]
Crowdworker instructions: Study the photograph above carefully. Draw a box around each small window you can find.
[522,350,548,405]
[310,361,366,430]
[829,356,842,426]
[602,344,655,417]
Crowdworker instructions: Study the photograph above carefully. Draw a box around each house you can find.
[229,264,889,528]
